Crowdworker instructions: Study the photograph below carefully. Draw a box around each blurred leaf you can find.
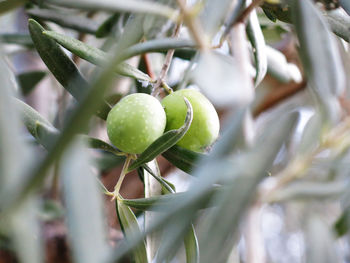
[200,0,234,38]
[15,98,121,154]
[266,45,302,83]
[305,215,340,263]
[192,51,253,107]
[122,186,220,211]
[116,199,148,263]
[184,225,199,263]
[43,30,152,81]
[96,13,122,38]
[222,0,245,37]
[124,38,195,60]
[340,0,350,16]
[28,19,112,119]
[47,0,177,19]
[246,7,267,86]
[324,9,350,43]
[17,71,46,96]
[128,98,193,172]
[199,112,299,263]
[291,0,345,121]
[334,208,350,236]
[0,0,26,15]
[0,33,33,47]
[27,8,99,34]
[162,145,205,174]
[61,140,109,263]
[0,48,42,263]
[268,180,347,202]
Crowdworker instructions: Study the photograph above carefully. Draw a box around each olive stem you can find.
[111,154,132,200]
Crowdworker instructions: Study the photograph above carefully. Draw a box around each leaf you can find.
[305,215,340,263]
[0,0,26,15]
[123,38,196,60]
[17,71,46,96]
[27,8,99,34]
[95,13,122,38]
[28,19,111,120]
[267,180,347,203]
[290,0,345,122]
[334,208,350,237]
[142,164,175,194]
[116,199,148,263]
[0,33,33,47]
[121,186,220,211]
[184,225,199,263]
[61,140,109,263]
[128,98,193,172]
[192,51,254,108]
[0,48,42,263]
[324,9,350,43]
[46,0,177,19]
[340,0,350,16]
[200,0,234,38]
[246,7,268,86]
[162,145,205,173]
[43,30,152,82]
[266,45,302,83]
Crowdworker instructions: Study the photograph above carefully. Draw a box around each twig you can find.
[142,53,156,80]
[112,154,132,200]
[235,0,264,25]
[151,23,182,96]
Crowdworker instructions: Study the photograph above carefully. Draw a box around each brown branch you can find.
[253,81,307,117]
[235,0,264,25]
[142,53,156,80]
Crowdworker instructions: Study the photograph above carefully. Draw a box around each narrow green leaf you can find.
[142,164,175,194]
[0,33,33,47]
[0,0,26,15]
[246,7,267,86]
[116,199,148,263]
[128,98,193,172]
[17,71,46,96]
[61,141,109,263]
[162,145,205,173]
[43,30,152,82]
[184,225,199,263]
[28,19,111,119]
[46,0,177,19]
[27,8,99,34]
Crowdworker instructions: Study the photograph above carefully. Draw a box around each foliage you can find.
[1,0,350,262]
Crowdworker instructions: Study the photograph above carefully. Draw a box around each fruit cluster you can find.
[106,89,220,154]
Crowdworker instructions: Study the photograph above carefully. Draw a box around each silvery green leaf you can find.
[192,51,254,107]
[246,6,267,86]
[325,9,350,43]
[266,46,302,83]
[61,140,110,263]
[200,0,234,38]
[340,0,350,16]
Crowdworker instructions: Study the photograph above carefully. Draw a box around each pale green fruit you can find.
[106,93,166,154]
[161,89,220,152]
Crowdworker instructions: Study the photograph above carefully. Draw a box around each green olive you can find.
[161,89,220,152]
[106,93,166,154]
